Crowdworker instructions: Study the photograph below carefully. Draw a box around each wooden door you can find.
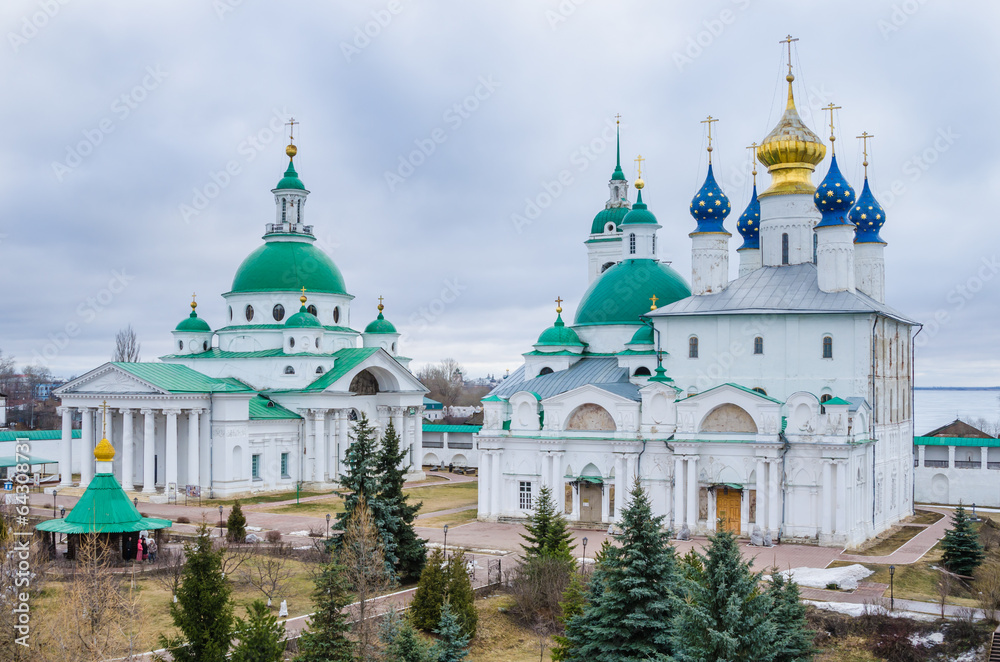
[716,488,741,534]
[580,483,601,522]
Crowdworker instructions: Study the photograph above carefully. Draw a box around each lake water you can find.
[914,388,1000,435]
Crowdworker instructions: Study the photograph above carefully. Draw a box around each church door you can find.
[580,483,601,523]
[716,488,741,534]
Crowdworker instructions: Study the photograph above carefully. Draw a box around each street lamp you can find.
[133,497,138,509]
[581,537,588,575]
[889,565,895,611]
[219,505,225,539]
[326,513,331,539]
[60,506,65,519]
[52,489,58,518]
[443,524,449,560]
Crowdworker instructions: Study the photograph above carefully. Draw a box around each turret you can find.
[736,145,762,277]
[283,291,324,354]
[586,117,631,283]
[851,132,887,303]
[620,159,660,262]
[172,295,213,355]
[689,118,732,295]
[813,112,858,293]
[268,124,311,236]
[362,298,402,356]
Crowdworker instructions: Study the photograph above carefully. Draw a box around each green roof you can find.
[36,473,172,534]
[249,395,302,420]
[285,305,322,328]
[824,397,852,406]
[621,189,658,225]
[175,311,211,333]
[230,240,347,295]
[113,363,253,394]
[162,348,343,360]
[685,382,784,404]
[629,325,654,345]
[423,396,443,409]
[214,324,357,334]
[422,424,482,433]
[0,430,81,442]
[480,394,506,402]
[295,347,381,393]
[590,206,630,235]
[536,313,584,347]
[364,311,398,334]
[574,259,690,326]
[915,436,1000,447]
[0,455,58,468]
[275,158,305,190]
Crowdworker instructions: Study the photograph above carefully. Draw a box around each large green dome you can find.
[574,259,690,326]
[590,206,630,235]
[231,241,348,294]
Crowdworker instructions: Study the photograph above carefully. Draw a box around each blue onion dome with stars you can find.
[689,164,731,233]
[849,177,886,243]
[736,183,761,250]
[814,155,856,227]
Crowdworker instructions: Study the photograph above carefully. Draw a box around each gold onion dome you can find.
[94,437,116,462]
[756,74,826,197]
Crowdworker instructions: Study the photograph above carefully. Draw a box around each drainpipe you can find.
[871,315,879,531]
[663,437,675,531]
[779,432,790,541]
[909,324,923,510]
[642,316,663,367]
[208,393,215,499]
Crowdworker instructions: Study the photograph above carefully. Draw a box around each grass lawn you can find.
[204,489,329,507]
[845,525,925,556]
[416,508,478,529]
[910,508,945,525]
[265,481,479,518]
[468,595,556,662]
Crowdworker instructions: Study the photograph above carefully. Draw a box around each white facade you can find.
[914,441,1000,507]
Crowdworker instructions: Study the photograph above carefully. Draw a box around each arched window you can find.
[781,233,789,265]
[281,198,287,222]
[315,338,320,349]
[539,367,554,376]
[813,232,818,264]
[820,393,833,414]
[601,261,615,273]
[228,305,233,321]
[633,366,651,377]
[629,233,636,254]
[688,336,699,358]
[202,341,208,351]
[333,306,340,324]
[307,304,318,317]
[289,337,295,348]
[652,234,656,255]
[284,365,295,375]
[752,387,768,396]
[753,336,763,355]
[272,304,285,321]
[316,366,324,374]
[245,304,254,322]
[822,335,833,359]
[178,340,184,351]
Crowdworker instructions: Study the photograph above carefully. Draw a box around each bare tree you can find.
[240,544,293,608]
[975,558,1000,622]
[153,546,187,599]
[0,512,49,662]
[218,538,255,579]
[338,495,393,662]
[113,325,141,362]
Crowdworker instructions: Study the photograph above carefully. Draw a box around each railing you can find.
[955,460,982,469]
[922,460,949,468]
[423,441,443,449]
[989,462,1000,470]
[447,442,473,449]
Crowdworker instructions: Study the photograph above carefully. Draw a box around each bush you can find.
[227,501,247,544]
[176,516,191,524]
[508,555,574,627]
[265,530,282,544]
[307,526,324,538]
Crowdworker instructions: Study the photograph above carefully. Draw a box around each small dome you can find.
[575,259,691,326]
[689,164,731,233]
[629,325,654,345]
[814,155,856,227]
[850,178,886,243]
[536,312,584,347]
[736,183,761,250]
[175,310,211,333]
[621,189,658,226]
[364,310,397,334]
[275,159,305,190]
[590,207,630,234]
[285,304,322,328]
[756,77,826,196]
[94,437,115,462]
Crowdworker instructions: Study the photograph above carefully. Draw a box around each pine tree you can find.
[227,500,247,544]
[431,601,470,662]
[941,504,985,577]
[295,561,354,662]
[562,479,678,661]
[550,572,588,661]
[411,548,448,632]
[444,550,478,639]
[379,609,433,662]
[521,485,575,564]
[230,600,286,662]
[158,524,234,662]
[671,528,777,662]
[377,420,427,582]
[767,572,816,662]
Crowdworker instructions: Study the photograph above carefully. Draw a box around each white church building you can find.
[476,54,916,547]
[53,140,428,499]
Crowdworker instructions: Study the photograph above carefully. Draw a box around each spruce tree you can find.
[431,601,471,662]
[230,600,286,662]
[550,572,588,661]
[941,504,985,577]
[227,500,247,544]
[158,524,234,662]
[411,548,448,632]
[562,480,678,661]
[295,560,354,662]
[767,572,816,662]
[521,485,575,564]
[444,550,478,639]
[377,420,427,582]
[379,609,433,662]
[671,528,777,662]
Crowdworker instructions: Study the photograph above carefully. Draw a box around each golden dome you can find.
[756,75,826,198]
[94,437,115,462]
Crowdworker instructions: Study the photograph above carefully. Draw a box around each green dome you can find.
[629,325,654,345]
[536,313,584,347]
[364,312,397,334]
[285,305,322,328]
[175,311,211,333]
[231,241,348,294]
[574,259,690,326]
[621,189,658,225]
[590,206,630,235]
[275,159,305,190]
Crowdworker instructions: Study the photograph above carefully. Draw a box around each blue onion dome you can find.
[814,155,856,227]
[736,183,761,250]
[689,164,731,233]
[536,311,584,347]
[621,188,658,226]
[849,177,886,243]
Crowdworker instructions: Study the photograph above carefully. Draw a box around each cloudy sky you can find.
[1,1,997,387]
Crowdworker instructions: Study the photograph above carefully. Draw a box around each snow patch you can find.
[908,631,944,647]
[783,564,873,590]
[288,530,312,537]
[803,601,938,622]
[246,526,263,532]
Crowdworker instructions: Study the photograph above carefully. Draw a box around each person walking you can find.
[136,535,145,563]
[147,536,157,563]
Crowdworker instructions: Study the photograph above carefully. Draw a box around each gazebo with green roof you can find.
[36,436,171,561]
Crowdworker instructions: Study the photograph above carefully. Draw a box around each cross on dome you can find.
[649,294,658,310]
[555,296,563,314]
[823,103,842,154]
[701,115,718,163]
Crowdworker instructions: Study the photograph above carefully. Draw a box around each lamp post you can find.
[581,537,588,575]
[60,506,66,543]
[219,505,225,539]
[889,565,895,611]
[326,513,331,539]
[52,489,58,518]
[443,524,449,560]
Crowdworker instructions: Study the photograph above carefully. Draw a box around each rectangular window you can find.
[519,481,533,510]
[252,453,261,479]
[280,452,289,478]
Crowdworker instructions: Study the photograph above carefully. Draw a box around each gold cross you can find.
[649,294,658,310]
[555,296,563,313]
[634,154,644,179]
[857,131,874,176]
[701,115,718,162]
[746,142,758,182]
[100,400,109,438]
[780,35,799,76]
[378,295,384,306]
[614,113,621,125]
[286,117,299,143]
[823,103,842,153]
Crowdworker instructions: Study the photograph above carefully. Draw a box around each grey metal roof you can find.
[846,397,869,412]
[646,264,917,325]
[488,358,640,402]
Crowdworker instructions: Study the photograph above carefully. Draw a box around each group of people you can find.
[130,531,157,563]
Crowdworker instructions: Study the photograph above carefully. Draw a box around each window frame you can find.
[781,233,789,265]
[519,481,533,510]
[280,452,289,478]
[629,232,636,255]
[753,336,763,355]
[251,453,261,480]
[688,335,699,359]
[822,335,833,359]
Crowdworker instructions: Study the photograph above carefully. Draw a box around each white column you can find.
[414,406,425,467]
[674,456,685,527]
[58,407,73,486]
[121,408,135,491]
[918,444,925,467]
[835,461,847,534]
[820,460,833,536]
[768,458,780,536]
[164,409,180,495]
[80,407,95,487]
[187,408,201,488]
[755,458,766,528]
[613,455,624,520]
[141,408,156,493]
[478,450,491,517]
[982,446,989,472]
[338,411,349,480]
[948,445,956,468]
[552,452,564,515]
[687,456,699,530]
[313,409,327,483]
[491,450,502,516]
